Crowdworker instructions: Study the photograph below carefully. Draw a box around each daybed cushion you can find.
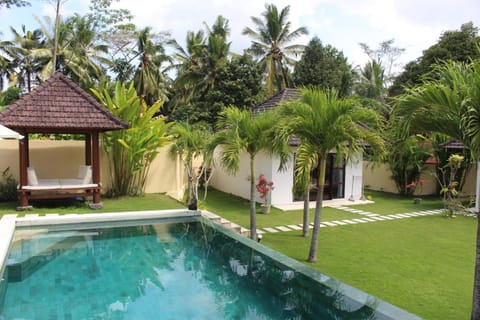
[27,167,38,186]
[78,165,93,184]
[22,165,95,189]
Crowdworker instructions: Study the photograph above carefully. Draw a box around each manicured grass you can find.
[261,214,476,320]
[360,190,446,215]
[0,193,184,218]
[200,189,361,228]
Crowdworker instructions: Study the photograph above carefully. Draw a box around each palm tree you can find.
[7,25,45,92]
[394,59,480,319]
[0,39,15,91]
[242,3,308,96]
[169,16,231,124]
[199,16,230,94]
[133,27,172,105]
[211,107,289,240]
[356,59,386,100]
[278,88,384,262]
[31,15,108,86]
[173,16,230,101]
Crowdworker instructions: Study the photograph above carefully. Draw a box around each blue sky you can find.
[1,0,479,74]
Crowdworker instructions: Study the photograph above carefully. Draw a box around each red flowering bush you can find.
[406,178,424,195]
[256,174,274,205]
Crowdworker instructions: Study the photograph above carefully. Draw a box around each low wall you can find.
[0,140,185,199]
[363,161,477,197]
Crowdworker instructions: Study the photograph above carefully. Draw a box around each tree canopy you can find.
[293,36,353,97]
[390,22,480,96]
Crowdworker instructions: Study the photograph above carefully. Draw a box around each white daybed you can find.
[18,165,100,201]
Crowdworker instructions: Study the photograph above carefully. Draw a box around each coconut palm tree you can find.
[30,15,108,86]
[242,3,308,96]
[394,59,480,320]
[211,107,290,240]
[133,27,172,105]
[7,25,45,92]
[0,39,15,91]
[169,16,231,124]
[278,87,384,262]
[356,59,386,100]
[173,16,230,100]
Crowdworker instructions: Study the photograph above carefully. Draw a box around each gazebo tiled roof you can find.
[439,138,467,149]
[0,71,129,133]
[253,88,301,146]
[253,88,300,115]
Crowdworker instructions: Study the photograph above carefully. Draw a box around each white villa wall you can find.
[210,149,365,205]
[270,155,295,205]
[344,155,364,200]
[210,150,276,203]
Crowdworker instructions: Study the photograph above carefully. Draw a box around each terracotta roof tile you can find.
[252,88,301,146]
[252,88,301,114]
[0,72,129,133]
[439,138,467,149]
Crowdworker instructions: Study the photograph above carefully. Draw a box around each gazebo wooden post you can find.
[17,133,31,209]
[89,131,103,208]
[85,133,92,165]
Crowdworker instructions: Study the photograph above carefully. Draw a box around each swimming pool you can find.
[0,213,420,319]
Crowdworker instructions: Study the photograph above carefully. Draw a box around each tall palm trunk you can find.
[308,152,326,262]
[52,0,61,75]
[302,190,309,237]
[27,71,31,92]
[249,155,257,240]
[472,215,480,320]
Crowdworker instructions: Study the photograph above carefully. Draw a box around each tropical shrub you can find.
[0,167,17,201]
[92,82,173,196]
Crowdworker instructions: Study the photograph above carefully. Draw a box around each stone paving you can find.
[255,206,445,235]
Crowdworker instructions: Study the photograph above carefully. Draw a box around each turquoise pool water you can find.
[0,217,418,319]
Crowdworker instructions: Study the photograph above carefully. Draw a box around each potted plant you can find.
[256,174,274,214]
[406,178,424,204]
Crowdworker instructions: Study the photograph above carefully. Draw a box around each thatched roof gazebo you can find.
[0,72,129,209]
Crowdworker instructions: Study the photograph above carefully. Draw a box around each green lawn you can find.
[262,215,475,320]
[0,193,184,217]
[0,189,474,319]
[201,189,369,228]
[360,190,447,215]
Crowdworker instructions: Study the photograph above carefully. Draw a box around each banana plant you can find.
[92,81,173,196]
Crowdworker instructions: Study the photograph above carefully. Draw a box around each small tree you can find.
[92,81,173,196]
[386,134,431,196]
[170,122,213,205]
[434,154,467,216]
[211,107,289,240]
[0,167,17,201]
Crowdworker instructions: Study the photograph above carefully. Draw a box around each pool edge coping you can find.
[14,209,200,227]
[0,215,16,280]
